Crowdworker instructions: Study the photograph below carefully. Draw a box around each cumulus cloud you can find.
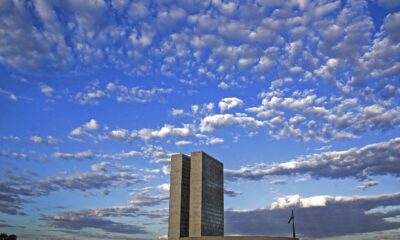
[194,133,225,146]
[219,97,244,112]
[99,150,140,160]
[0,167,141,215]
[42,203,169,237]
[170,108,184,116]
[129,188,169,207]
[135,124,191,141]
[224,187,242,197]
[0,0,397,105]
[29,135,44,144]
[200,113,265,132]
[40,85,54,96]
[357,179,379,190]
[91,161,113,172]
[75,81,172,104]
[52,150,93,160]
[175,140,192,146]
[141,145,173,165]
[245,87,400,142]
[109,129,129,140]
[69,119,102,139]
[226,192,400,238]
[42,211,147,235]
[157,183,170,192]
[83,119,100,130]
[40,171,141,193]
[225,137,400,182]
[0,88,18,102]
[270,179,287,185]
[30,135,60,144]
[0,135,21,142]
[0,150,28,160]
[206,136,224,145]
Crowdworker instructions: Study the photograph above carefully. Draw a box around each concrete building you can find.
[168,154,191,239]
[168,151,297,240]
[189,151,224,237]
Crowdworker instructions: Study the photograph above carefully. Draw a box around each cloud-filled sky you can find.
[0,0,399,239]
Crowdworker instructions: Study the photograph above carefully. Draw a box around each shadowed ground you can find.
[181,236,297,240]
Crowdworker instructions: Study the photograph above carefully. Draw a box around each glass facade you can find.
[201,153,224,236]
[180,155,191,237]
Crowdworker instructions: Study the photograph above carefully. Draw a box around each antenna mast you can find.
[288,209,296,239]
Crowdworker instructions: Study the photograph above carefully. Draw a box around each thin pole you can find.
[292,211,296,239]
[288,209,296,239]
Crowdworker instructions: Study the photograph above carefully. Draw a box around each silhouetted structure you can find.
[0,233,17,240]
[288,210,295,239]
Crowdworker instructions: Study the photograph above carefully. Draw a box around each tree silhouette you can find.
[7,235,17,240]
[0,233,7,240]
[0,233,17,240]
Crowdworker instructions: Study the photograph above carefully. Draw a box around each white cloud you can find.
[357,179,379,190]
[30,136,44,144]
[206,136,224,145]
[0,150,29,160]
[0,88,18,102]
[158,234,168,240]
[212,0,237,15]
[270,179,286,185]
[225,137,400,182]
[69,119,101,138]
[157,183,170,192]
[1,167,142,215]
[0,136,21,142]
[53,150,93,160]
[226,192,400,238]
[96,151,139,162]
[171,108,184,116]
[136,124,191,141]
[129,187,168,207]
[191,104,199,114]
[224,187,242,197]
[30,135,60,144]
[75,88,106,104]
[175,140,192,146]
[91,161,111,172]
[218,82,230,89]
[69,127,82,136]
[218,97,244,112]
[109,129,129,140]
[200,113,264,132]
[40,85,54,96]
[262,95,317,110]
[314,145,332,151]
[141,145,172,166]
[129,28,154,48]
[162,165,170,175]
[75,81,172,104]
[253,56,273,73]
[83,119,100,130]
[0,0,396,104]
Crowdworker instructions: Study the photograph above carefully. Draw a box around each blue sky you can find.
[0,0,400,239]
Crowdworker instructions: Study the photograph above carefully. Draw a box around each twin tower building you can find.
[168,151,297,240]
[168,151,224,239]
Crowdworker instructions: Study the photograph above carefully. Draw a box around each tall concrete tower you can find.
[168,154,191,239]
[189,151,224,237]
[168,151,224,239]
